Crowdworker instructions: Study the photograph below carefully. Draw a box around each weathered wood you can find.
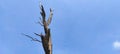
[24,3,53,54]
[40,4,53,54]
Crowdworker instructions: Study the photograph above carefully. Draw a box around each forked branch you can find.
[24,4,53,54]
[22,33,41,42]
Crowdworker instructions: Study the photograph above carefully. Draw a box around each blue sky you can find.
[1,0,120,54]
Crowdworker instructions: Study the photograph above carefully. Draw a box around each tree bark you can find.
[39,4,53,54]
[23,4,53,54]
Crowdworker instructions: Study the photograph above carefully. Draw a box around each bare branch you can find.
[37,17,44,26]
[22,33,41,42]
[47,8,53,26]
[34,33,44,37]
[40,4,46,21]
[37,21,44,26]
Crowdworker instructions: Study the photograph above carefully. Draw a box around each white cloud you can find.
[113,41,120,50]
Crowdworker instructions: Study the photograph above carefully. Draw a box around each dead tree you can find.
[23,4,53,54]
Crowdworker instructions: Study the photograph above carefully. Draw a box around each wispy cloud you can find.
[113,40,120,50]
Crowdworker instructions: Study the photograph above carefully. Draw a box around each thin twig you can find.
[34,33,44,37]
[22,33,41,42]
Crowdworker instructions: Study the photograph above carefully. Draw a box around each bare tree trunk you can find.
[39,4,53,54]
[23,4,53,54]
